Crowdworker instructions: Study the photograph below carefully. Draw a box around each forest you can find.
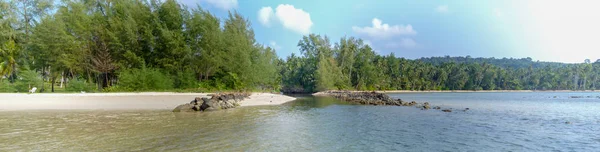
[1,0,599,93]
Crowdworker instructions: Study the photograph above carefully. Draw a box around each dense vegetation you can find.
[0,0,280,92]
[1,0,599,93]
[281,35,600,92]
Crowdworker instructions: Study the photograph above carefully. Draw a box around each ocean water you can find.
[1,92,599,151]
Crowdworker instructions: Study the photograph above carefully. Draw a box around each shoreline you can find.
[0,92,296,111]
[377,90,600,93]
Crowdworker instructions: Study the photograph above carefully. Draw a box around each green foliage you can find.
[173,69,197,89]
[0,79,16,92]
[66,79,95,92]
[14,69,43,92]
[221,72,244,90]
[117,68,173,91]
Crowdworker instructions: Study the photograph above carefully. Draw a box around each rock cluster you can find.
[314,90,401,105]
[173,92,251,112]
[314,90,469,113]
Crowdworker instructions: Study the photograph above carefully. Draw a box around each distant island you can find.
[1,0,599,94]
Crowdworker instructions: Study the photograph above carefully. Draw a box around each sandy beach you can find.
[0,92,296,110]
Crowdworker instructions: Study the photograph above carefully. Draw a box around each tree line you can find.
[1,0,598,93]
[1,0,280,92]
[281,34,600,92]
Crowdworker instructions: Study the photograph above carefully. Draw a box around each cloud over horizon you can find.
[352,18,416,39]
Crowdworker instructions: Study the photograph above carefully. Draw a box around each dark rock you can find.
[314,91,396,106]
[422,104,431,110]
[442,109,452,112]
[173,92,251,112]
[433,106,441,110]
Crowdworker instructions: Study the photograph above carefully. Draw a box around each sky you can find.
[179,0,600,63]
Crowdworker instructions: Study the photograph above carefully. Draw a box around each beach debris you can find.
[173,92,251,112]
[29,87,37,93]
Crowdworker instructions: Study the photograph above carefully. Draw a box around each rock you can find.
[172,103,195,112]
[313,90,447,112]
[408,101,417,106]
[442,109,452,112]
[565,121,572,124]
[173,92,251,112]
[313,91,396,106]
[433,106,441,110]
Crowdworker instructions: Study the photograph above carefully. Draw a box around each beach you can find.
[0,92,296,110]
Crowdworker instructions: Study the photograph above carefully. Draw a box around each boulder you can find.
[173,92,251,112]
[172,103,195,112]
[442,109,452,112]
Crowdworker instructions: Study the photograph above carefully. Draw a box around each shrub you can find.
[117,67,173,91]
[14,70,43,92]
[0,79,16,92]
[66,79,96,92]
[221,72,244,90]
[173,68,197,89]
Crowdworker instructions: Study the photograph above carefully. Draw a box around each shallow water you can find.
[1,92,599,151]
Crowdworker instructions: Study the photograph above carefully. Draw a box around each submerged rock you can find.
[314,90,465,113]
[173,92,251,112]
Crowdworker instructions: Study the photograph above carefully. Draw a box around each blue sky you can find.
[179,0,600,63]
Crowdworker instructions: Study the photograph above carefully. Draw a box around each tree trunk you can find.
[60,75,64,88]
[51,77,55,92]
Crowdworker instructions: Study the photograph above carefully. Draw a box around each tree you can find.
[0,39,21,82]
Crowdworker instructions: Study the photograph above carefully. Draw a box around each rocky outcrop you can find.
[173,92,251,112]
[313,90,400,105]
[314,90,466,113]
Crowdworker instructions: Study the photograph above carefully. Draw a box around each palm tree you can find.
[0,39,20,82]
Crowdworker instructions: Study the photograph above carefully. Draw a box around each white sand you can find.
[0,92,296,110]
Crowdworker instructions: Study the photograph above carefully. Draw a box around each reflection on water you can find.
[1,93,599,151]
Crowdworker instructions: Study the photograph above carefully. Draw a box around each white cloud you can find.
[436,5,449,13]
[269,41,282,50]
[201,0,237,10]
[385,38,417,49]
[258,7,274,26]
[257,4,313,35]
[352,18,417,39]
[275,4,313,35]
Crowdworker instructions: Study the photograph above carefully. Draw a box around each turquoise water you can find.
[1,92,599,151]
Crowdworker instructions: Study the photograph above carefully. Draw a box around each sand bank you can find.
[0,92,296,110]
